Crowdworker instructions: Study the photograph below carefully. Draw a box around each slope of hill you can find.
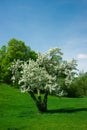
[0,83,87,130]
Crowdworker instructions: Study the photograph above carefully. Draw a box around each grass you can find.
[0,83,87,130]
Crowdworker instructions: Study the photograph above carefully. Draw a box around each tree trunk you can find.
[28,91,48,112]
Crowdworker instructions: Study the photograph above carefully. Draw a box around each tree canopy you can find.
[0,38,37,83]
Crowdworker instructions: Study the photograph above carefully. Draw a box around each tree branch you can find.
[28,90,37,103]
[43,91,48,104]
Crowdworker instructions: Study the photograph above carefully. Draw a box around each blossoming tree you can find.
[10,48,77,112]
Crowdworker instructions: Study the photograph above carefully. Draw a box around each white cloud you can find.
[77,54,87,59]
[77,60,87,72]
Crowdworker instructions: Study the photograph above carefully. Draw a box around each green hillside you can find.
[0,83,87,130]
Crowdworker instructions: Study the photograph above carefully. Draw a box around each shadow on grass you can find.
[47,107,87,114]
[7,128,19,130]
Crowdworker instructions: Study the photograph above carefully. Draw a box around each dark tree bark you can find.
[28,90,48,112]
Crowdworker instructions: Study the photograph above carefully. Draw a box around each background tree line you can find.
[0,38,87,98]
[67,72,87,97]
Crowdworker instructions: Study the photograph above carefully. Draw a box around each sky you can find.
[0,0,87,72]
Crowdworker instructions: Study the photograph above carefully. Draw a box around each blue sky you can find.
[0,0,87,72]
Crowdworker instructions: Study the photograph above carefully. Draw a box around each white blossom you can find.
[10,48,77,96]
